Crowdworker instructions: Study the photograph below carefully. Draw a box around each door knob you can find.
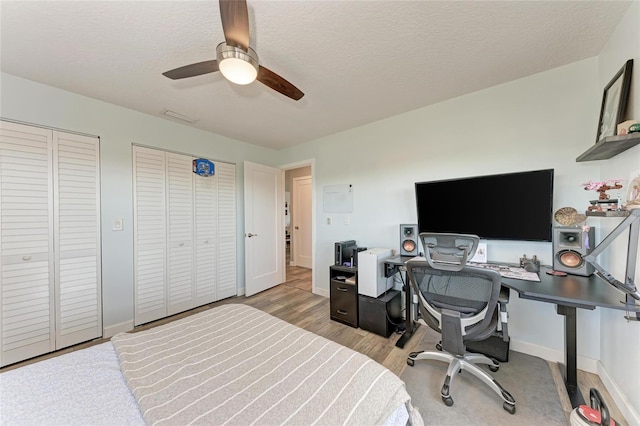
[295,226,299,230]
[247,233,258,237]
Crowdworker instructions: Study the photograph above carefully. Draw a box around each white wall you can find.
[0,72,280,333]
[594,1,640,421]
[278,59,609,365]
[276,10,640,414]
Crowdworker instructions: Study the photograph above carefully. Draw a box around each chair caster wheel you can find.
[436,342,442,351]
[442,396,454,407]
[489,364,499,372]
[503,402,516,414]
[407,358,415,367]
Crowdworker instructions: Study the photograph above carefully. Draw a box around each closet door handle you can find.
[22,255,32,261]
[178,242,184,247]
[204,240,209,244]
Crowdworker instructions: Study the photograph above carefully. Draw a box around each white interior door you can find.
[0,121,55,367]
[165,153,194,315]
[215,162,237,300]
[292,176,312,269]
[53,131,101,349]
[194,168,218,304]
[133,146,167,325]
[244,161,284,296]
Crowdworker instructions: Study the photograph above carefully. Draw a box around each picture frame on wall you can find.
[596,59,633,142]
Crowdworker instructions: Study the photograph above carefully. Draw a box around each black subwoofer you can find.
[553,226,595,276]
[358,291,402,337]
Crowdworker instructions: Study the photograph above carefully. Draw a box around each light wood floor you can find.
[1,266,628,424]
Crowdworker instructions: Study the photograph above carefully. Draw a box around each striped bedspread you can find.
[111,304,421,425]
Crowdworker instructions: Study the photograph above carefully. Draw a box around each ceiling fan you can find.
[162,0,304,101]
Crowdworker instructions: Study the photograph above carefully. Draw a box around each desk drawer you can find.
[330,280,358,327]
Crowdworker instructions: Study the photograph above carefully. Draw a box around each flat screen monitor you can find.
[415,169,554,242]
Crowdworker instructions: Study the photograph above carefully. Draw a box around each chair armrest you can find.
[499,285,510,304]
[498,286,510,342]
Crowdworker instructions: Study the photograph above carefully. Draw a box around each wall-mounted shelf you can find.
[586,210,630,217]
[576,133,640,162]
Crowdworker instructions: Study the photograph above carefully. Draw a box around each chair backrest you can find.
[419,233,480,271]
[406,259,501,354]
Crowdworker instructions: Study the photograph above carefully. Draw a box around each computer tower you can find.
[334,240,356,266]
[358,290,402,337]
[357,248,392,297]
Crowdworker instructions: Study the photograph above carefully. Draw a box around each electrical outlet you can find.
[113,218,123,231]
[344,215,350,225]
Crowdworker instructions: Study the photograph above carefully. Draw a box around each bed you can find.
[1,304,423,425]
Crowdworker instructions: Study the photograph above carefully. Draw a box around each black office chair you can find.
[406,233,516,414]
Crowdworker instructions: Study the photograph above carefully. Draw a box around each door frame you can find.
[279,159,316,294]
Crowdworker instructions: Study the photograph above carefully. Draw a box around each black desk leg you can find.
[396,282,420,348]
[556,305,585,408]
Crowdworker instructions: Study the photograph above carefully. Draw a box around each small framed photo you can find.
[596,59,633,142]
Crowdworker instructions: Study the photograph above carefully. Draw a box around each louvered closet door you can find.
[0,121,55,367]
[133,146,167,325]
[166,153,194,315]
[216,162,237,299]
[53,132,101,349]
[194,170,217,304]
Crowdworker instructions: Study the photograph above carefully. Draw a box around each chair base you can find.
[407,350,516,414]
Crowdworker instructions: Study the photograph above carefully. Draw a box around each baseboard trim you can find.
[103,320,133,338]
[510,338,598,374]
[597,362,640,425]
[314,287,329,297]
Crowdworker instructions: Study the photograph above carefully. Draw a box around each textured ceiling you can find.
[0,1,631,149]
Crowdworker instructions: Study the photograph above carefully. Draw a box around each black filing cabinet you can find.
[330,265,358,327]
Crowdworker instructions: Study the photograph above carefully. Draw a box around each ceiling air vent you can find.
[161,109,197,124]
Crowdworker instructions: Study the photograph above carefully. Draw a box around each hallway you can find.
[284,244,311,291]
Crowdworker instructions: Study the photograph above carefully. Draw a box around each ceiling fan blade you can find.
[162,60,219,80]
[257,66,304,101]
[219,0,250,52]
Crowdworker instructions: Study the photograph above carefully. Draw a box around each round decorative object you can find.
[554,207,586,226]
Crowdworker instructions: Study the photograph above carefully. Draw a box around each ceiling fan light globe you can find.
[216,42,259,85]
[219,58,257,85]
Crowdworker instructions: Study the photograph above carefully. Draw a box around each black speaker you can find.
[553,226,595,276]
[400,224,419,256]
[358,291,402,337]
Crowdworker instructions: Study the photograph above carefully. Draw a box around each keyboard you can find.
[468,262,540,282]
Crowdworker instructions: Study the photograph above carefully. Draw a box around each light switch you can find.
[344,215,350,225]
[113,218,124,231]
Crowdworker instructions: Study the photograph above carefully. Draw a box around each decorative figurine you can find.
[582,179,624,211]
[582,179,623,200]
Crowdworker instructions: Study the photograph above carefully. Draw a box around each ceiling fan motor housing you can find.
[216,42,259,85]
